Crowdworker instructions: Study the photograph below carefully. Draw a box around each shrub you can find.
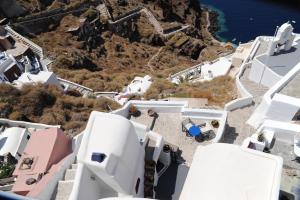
[9,111,24,121]
[18,85,56,116]
[0,84,120,136]
[82,8,98,21]
[145,79,175,100]
[0,164,15,179]
[0,103,12,118]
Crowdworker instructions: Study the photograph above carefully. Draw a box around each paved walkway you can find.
[223,67,269,145]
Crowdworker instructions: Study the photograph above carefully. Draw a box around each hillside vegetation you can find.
[145,75,237,106]
[0,84,120,136]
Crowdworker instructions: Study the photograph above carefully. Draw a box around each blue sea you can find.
[201,0,300,44]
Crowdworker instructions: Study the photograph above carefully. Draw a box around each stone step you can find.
[64,169,77,181]
[54,180,74,200]
[71,164,78,170]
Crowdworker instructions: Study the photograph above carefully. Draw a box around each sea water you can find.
[201,0,300,43]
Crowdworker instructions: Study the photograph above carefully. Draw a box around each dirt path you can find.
[147,47,163,71]
[204,11,227,47]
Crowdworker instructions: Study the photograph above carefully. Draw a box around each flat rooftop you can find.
[257,40,300,76]
[130,110,218,164]
[280,73,300,98]
[180,144,282,200]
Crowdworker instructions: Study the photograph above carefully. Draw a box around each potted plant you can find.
[257,132,265,143]
[211,120,219,128]
[129,105,141,117]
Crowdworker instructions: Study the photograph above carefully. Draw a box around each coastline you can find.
[201,8,231,48]
[201,4,228,43]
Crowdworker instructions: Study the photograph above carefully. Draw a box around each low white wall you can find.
[181,108,223,119]
[224,97,253,111]
[224,62,254,111]
[181,108,227,143]
[112,101,188,117]
[258,120,300,143]
[265,94,300,123]
[0,118,60,129]
[113,100,227,143]
[147,131,164,162]
[224,37,262,111]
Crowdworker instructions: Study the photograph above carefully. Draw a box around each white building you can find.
[0,26,49,85]
[13,71,61,88]
[66,111,164,200]
[0,127,30,160]
[46,100,227,200]
[223,22,300,199]
[248,62,300,128]
[0,52,23,83]
[171,56,232,84]
[126,75,152,95]
[179,143,282,200]
[248,22,300,88]
[115,75,153,105]
[75,112,147,198]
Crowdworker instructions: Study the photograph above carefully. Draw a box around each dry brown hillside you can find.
[0,84,120,136]
[8,0,235,106]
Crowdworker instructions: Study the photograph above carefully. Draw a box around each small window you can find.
[91,152,106,163]
[27,135,30,140]
[135,178,140,194]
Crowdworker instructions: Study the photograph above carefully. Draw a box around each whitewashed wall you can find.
[248,56,282,88]
[248,63,300,128]
[248,58,266,84]
[258,120,300,143]
[265,94,300,123]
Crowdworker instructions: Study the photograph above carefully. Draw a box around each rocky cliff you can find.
[0,0,26,18]
[4,0,231,93]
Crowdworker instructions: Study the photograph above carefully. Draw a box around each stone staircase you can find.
[53,163,78,200]
[141,8,163,34]
[5,26,44,59]
[58,78,94,97]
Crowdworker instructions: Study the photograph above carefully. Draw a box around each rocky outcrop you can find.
[55,53,100,72]
[0,0,26,18]
[155,0,202,28]
[168,32,206,60]
[180,40,206,60]
[207,10,219,35]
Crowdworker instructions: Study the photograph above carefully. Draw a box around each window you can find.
[27,135,30,140]
[135,178,140,194]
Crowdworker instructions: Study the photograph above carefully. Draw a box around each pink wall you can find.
[12,128,72,196]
